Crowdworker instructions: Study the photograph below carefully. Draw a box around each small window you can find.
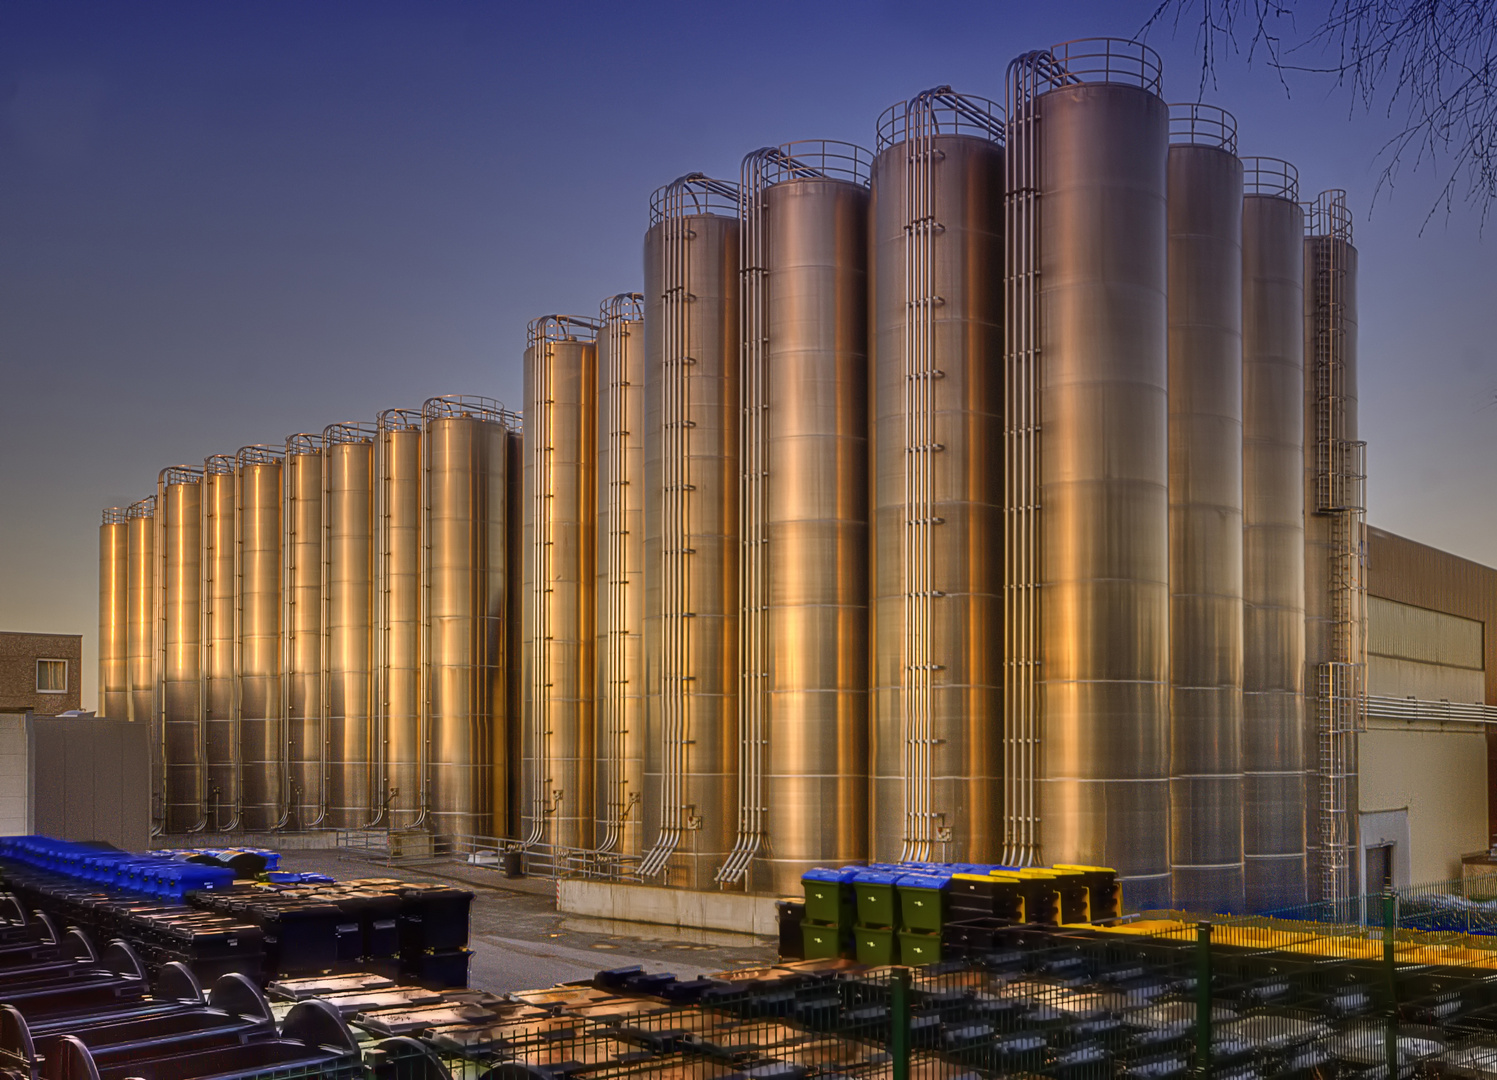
[36,659,67,694]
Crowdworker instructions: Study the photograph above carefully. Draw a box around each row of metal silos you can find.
[513,38,1364,910]
[99,397,522,845]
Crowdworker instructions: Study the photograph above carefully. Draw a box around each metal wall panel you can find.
[870,100,1005,866]
[1166,133,1245,912]
[98,511,129,720]
[1036,80,1172,907]
[1241,176,1308,909]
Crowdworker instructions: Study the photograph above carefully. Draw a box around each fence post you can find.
[1384,891,1399,1080]
[1195,921,1212,1077]
[890,966,911,1080]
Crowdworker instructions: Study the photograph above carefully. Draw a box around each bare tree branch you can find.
[1145,0,1497,227]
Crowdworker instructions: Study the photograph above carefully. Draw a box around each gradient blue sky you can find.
[3,1,1494,707]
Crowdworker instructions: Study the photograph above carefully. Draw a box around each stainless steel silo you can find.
[202,455,239,830]
[595,295,647,862]
[325,423,377,829]
[506,426,525,835]
[377,410,424,831]
[126,497,157,728]
[640,174,741,889]
[424,396,515,843]
[1303,191,1364,901]
[1023,41,1172,906]
[99,508,130,719]
[870,91,1005,866]
[523,317,599,864]
[1241,159,1308,910]
[158,467,205,833]
[237,445,285,831]
[284,434,325,829]
[731,142,870,893]
[1166,105,1245,913]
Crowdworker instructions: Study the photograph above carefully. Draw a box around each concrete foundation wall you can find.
[558,879,780,938]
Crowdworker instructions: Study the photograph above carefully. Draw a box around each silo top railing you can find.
[1306,189,1354,241]
[286,433,323,457]
[159,465,203,488]
[377,408,422,433]
[877,88,1005,150]
[750,140,872,187]
[648,173,741,225]
[421,395,520,429]
[324,422,377,445]
[128,496,156,518]
[601,293,644,324]
[236,445,285,468]
[1169,103,1238,153]
[1048,37,1164,93]
[103,507,128,525]
[1243,157,1300,200]
[205,454,235,476]
[528,314,603,347]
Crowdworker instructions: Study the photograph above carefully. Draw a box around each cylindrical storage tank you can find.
[523,317,599,861]
[870,92,1005,865]
[424,396,514,843]
[236,445,284,832]
[1241,160,1307,909]
[1302,190,1363,900]
[595,295,647,861]
[1031,42,1172,906]
[640,174,741,889]
[324,423,377,829]
[202,456,239,829]
[1166,106,1245,913]
[747,142,871,892]
[505,426,524,834]
[98,509,130,719]
[284,435,324,828]
[377,410,424,830]
[158,467,205,833]
[126,497,157,727]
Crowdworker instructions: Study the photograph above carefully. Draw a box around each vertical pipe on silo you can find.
[159,467,205,834]
[99,509,130,720]
[1034,41,1172,906]
[640,174,741,889]
[869,91,1005,866]
[203,456,239,830]
[1241,159,1307,909]
[324,423,377,829]
[523,316,599,864]
[378,410,424,831]
[1166,106,1245,912]
[284,435,325,829]
[595,295,647,860]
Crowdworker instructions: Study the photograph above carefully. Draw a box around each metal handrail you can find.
[1306,188,1354,241]
[377,407,422,433]
[753,140,873,187]
[127,496,156,518]
[1243,157,1299,200]
[204,454,234,476]
[235,444,284,468]
[421,395,521,428]
[877,87,1005,151]
[323,421,377,445]
[102,507,128,525]
[1169,103,1237,153]
[1049,37,1164,92]
[648,173,740,225]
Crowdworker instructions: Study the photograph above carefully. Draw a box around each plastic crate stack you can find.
[788,863,1122,966]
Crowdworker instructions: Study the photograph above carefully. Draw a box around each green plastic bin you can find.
[802,868,856,927]
[853,871,900,928]
[853,924,897,966]
[801,920,844,960]
[896,875,946,933]
[899,929,942,966]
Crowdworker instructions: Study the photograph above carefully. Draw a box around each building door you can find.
[1366,843,1394,893]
